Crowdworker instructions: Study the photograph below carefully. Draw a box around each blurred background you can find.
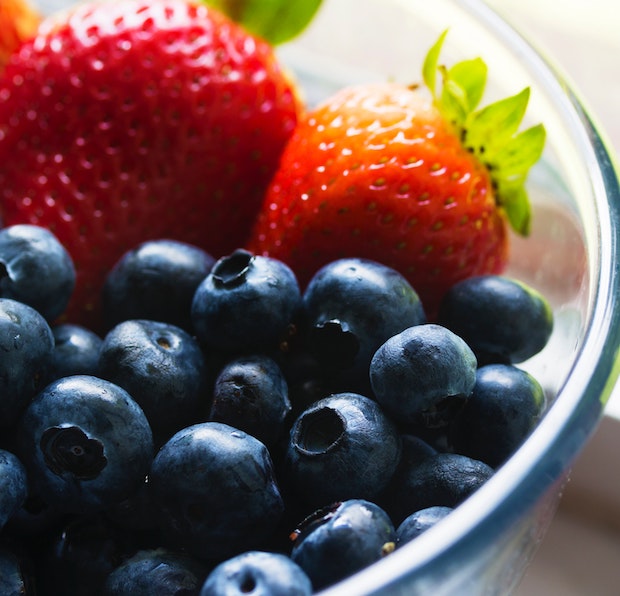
[485,1,620,594]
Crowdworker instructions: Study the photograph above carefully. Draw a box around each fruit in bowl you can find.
[0,0,619,594]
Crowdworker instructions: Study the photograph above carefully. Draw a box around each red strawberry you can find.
[247,31,545,316]
[0,0,301,329]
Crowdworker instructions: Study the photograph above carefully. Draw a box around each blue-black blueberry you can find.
[437,275,554,364]
[395,505,454,546]
[36,514,129,596]
[380,452,494,525]
[104,476,163,541]
[210,354,291,448]
[103,239,215,332]
[370,323,477,429]
[2,488,67,540]
[103,548,208,596]
[0,546,34,595]
[0,297,54,429]
[17,375,153,514]
[0,224,75,322]
[148,422,284,561]
[200,550,313,596]
[450,364,547,468]
[290,499,396,591]
[191,249,301,354]
[284,392,401,510]
[50,323,103,380]
[0,448,28,530]
[302,258,426,393]
[98,319,209,446]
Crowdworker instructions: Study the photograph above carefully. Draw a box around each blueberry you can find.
[0,546,34,595]
[200,550,312,596]
[284,393,401,510]
[191,249,301,354]
[0,449,28,530]
[290,499,396,590]
[450,364,547,468]
[98,319,208,446]
[302,258,426,392]
[148,422,284,561]
[370,324,477,429]
[380,453,494,525]
[17,375,153,514]
[104,548,208,596]
[0,298,54,429]
[37,514,127,596]
[397,434,439,467]
[49,323,103,380]
[3,489,67,540]
[210,355,291,448]
[103,239,215,332]
[437,275,554,364]
[0,224,75,321]
[395,506,453,546]
[375,434,437,508]
[104,477,161,535]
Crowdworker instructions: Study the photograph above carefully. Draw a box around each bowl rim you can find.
[319,0,620,593]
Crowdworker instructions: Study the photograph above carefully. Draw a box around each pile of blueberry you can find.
[0,224,553,594]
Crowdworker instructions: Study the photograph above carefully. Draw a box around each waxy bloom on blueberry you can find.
[0,224,75,322]
[0,449,28,530]
[98,319,209,447]
[438,275,553,364]
[370,323,477,429]
[191,249,301,354]
[149,422,284,560]
[210,354,291,448]
[104,548,208,596]
[17,375,153,514]
[0,297,54,428]
[200,550,312,596]
[302,257,426,393]
[450,364,547,468]
[103,239,215,333]
[285,393,401,510]
[291,499,396,590]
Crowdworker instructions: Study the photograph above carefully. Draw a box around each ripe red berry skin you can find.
[0,0,301,328]
[247,83,509,315]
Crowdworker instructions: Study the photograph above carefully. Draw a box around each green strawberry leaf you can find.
[439,58,487,127]
[490,123,547,177]
[422,31,546,237]
[465,88,530,157]
[446,58,487,113]
[496,183,532,236]
[490,125,546,235]
[202,0,323,45]
[440,73,469,125]
[423,29,449,98]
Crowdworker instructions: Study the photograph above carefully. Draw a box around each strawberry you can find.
[0,0,40,72]
[247,31,545,316]
[0,0,302,329]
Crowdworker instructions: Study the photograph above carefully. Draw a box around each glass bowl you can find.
[275,0,620,593]
[29,0,620,593]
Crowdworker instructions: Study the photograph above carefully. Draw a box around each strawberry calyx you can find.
[423,30,546,236]
[201,0,323,44]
